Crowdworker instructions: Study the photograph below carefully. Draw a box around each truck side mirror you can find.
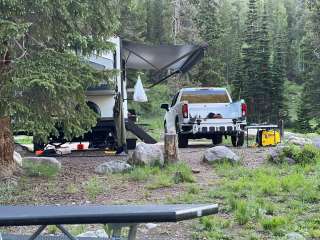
[161,103,169,111]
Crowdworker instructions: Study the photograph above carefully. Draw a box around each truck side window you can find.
[171,92,179,107]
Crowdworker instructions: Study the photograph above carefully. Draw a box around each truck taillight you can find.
[182,103,189,118]
[241,103,247,117]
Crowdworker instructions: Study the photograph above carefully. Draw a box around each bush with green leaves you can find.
[272,144,320,165]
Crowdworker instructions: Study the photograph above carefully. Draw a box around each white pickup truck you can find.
[161,88,247,148]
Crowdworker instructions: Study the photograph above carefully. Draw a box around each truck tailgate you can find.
[188,101,242,119]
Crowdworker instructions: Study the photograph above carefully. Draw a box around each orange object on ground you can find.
[77,143,84,150]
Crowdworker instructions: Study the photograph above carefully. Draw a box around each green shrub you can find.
[283,144,301,160]
[23,160,59,177]
[280,144,320,165]
[128,166,159,181]
[296,144,319,164]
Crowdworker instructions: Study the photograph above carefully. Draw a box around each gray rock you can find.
[129,143,164,166]
[312,137,320,148]
[287,136,312,146]
[268,146,285,163]
[202,146,240,164]
[22,157,61,169]
[285,232,305,240]
[145,223,158,230]
[284,157,296,165]
[13,151,22,166]
[76,229,108,238]
[95,160,132,174]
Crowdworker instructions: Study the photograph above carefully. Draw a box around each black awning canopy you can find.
[122,40,207,87]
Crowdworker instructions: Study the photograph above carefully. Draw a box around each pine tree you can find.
[242,0,260,123]
[272,34,287,123]
[256,5,272,123]
[0,0,119,177]
[297,3,320,132]
[193,0,224,86]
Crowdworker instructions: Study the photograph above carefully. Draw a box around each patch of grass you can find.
[310,229,320,238]
[47,225,59,234]
[66,183,79,194]
[128,166,160,181]
[147,173,174,189]
[187,184,200,195]
[22,160,59,177]
[84,177,105,200]
[200,216,231,231]
[234,200,251,225]
[260,216,287,234]
[280,173,305,192]
[169,162,195,184]
[127,162,195,190]
[69,225,86,236]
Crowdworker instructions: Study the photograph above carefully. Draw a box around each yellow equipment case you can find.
[257,129,281,146]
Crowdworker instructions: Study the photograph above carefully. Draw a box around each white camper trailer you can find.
[32,37,207,152]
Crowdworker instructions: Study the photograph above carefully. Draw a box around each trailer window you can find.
[180,89,230,103]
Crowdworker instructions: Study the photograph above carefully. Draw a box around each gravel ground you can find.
[7,140,273,239]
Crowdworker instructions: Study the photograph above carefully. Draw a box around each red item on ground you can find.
[35,150,44,156]
[77,143,84,150]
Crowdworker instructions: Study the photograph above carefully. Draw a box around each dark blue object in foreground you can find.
[0,204,218,240]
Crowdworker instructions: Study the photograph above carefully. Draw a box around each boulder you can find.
[95,160,132,174]
[129,143,164,166]
[285,232,305,240]
[287,135,312,146]
[22,157,61,169]
[13,151,22,166]
[77,229,108,238]
[202,146,240,164]
[284,157,296,165]
[268,146,285,163]
[312,137,320,148]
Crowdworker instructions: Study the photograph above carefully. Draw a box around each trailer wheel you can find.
[178,134,188,148]
[231,132,245,147]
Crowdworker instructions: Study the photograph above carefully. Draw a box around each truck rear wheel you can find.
[231,132,244,147]
[212,135,223,145]
[178,134,188,148]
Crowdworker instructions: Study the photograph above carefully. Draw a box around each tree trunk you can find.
[164,133,180,164]
[0,117,16,178]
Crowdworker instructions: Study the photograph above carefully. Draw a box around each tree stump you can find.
[164,133,180,164]
[0,117,16,178]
